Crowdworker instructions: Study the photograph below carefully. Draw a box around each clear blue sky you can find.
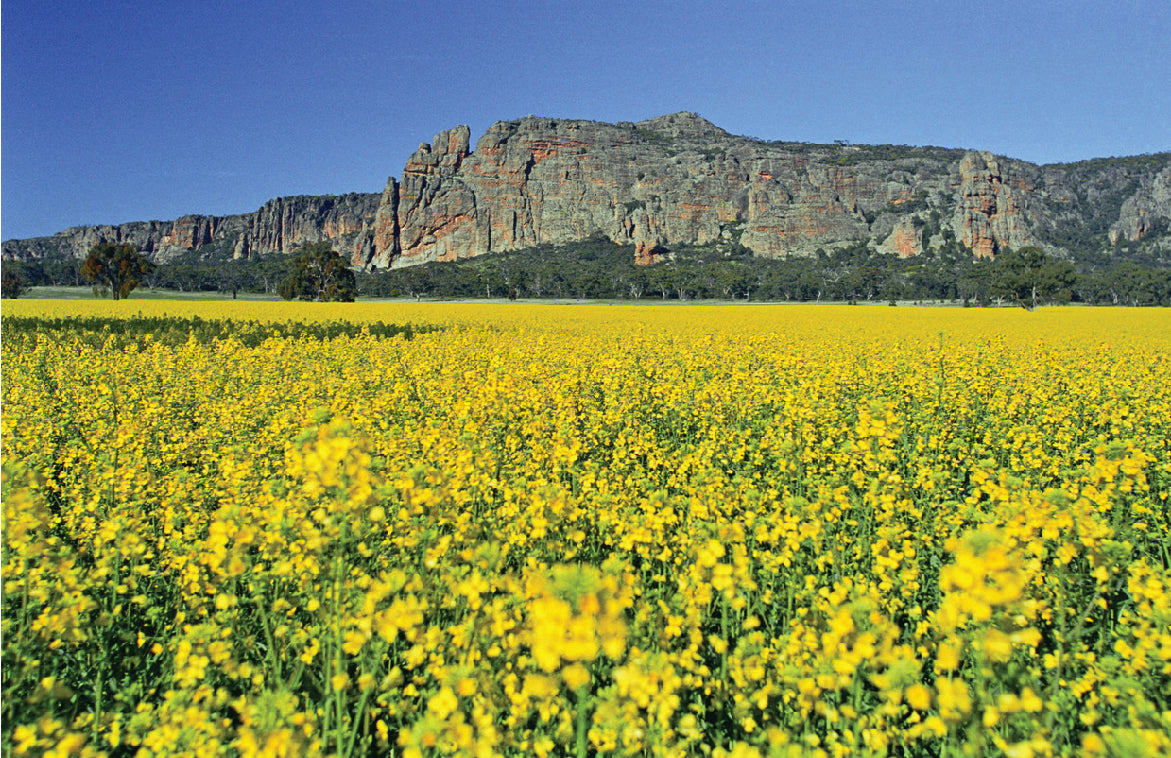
[3,0,1169,241]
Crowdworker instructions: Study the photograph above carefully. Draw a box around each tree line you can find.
[354,238,1170,307]
[3,237,1169,306]
[2,242,357,302]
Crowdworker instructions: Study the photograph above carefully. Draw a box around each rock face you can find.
[4,112,1169,267]
[244,195,377,263]
[3,194,379,264]
[951,151,1041,258]
[394,125,476,266]
[375,112,929,267]
[364,113,1169,268]
[1110,166,1171,244]
[877,216,924,258]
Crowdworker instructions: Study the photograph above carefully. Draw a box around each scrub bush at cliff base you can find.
[278,242,357,302]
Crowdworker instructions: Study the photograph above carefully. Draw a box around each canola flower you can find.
[1,301,1169,757]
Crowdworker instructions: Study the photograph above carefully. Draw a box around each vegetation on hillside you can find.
[5,232,1169,306]
[355,238,1169,307]
[1036,153,1171,260]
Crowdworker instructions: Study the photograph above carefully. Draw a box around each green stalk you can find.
[334,550,346,755]
[250,581,282,683]
[720,593,730,707]
[92,653,104,743]
[19,562,32,646]
[342,683,374,758]
[574,684,590,758]
[108,380,119,512]
[786,570,795,627]
[93,549,116,743]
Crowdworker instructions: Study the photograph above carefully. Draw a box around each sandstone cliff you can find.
[1110,166,1171,244]
[367,112,1168,267]
[3,194,379,264]
[4,113,1169,267]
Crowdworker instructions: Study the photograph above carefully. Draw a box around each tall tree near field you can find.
[1,270,28,299]
[990,247,1077,310]
[82,243,155,300]
[278,242,357,302]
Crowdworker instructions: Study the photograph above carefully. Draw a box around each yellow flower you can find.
[562,663,591,691]
[936,677,972,722]
[530,595,572,672]
[427,686,458,719]
[935,641,961,672]
[905,683,932,711]
[1019,687,1044,713]
[342,629,367,655]
[982,628,1013,662]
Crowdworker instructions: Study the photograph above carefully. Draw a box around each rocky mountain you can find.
[4,112,1169,267]
[3,194,380,265]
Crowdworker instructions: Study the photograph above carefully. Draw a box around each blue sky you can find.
[3,0,1169,241]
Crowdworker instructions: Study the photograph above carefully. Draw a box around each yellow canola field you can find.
[2,302,1170,758]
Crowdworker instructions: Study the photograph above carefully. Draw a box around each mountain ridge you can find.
[4,112,1169,267]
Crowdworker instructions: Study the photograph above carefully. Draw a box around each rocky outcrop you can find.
[393,125,476,266]
[243,195,376,263]
[378,113,910,266]
[161,215,218,249]
[5,113,1169,268]
[877,216,924,258]
[950,152,1041,258]
[369,179,400,268]
[370,113,1073,268]
[634,240,665,266]
[1110,166,1171,244]
[2,194,379,264]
